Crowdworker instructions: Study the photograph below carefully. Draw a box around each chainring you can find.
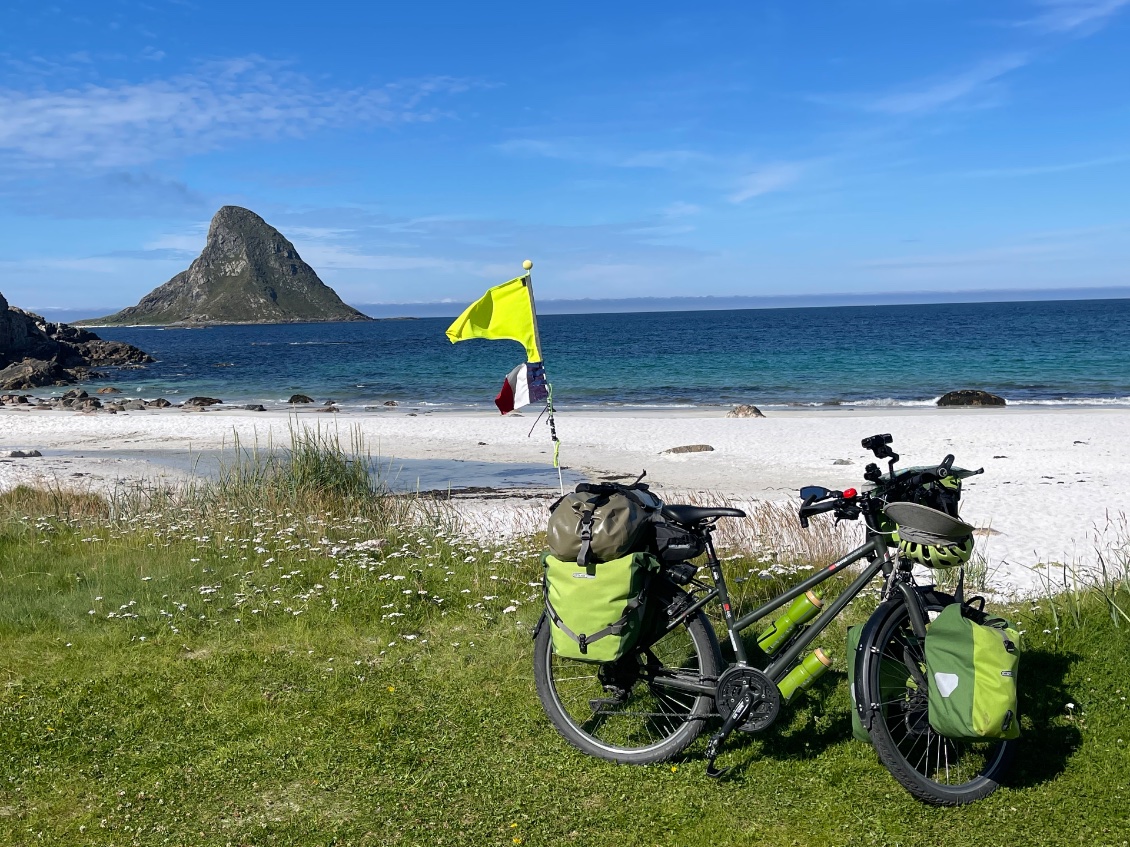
[715,666,781,733]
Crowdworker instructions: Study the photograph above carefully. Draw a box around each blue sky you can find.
[1,0,1128,313]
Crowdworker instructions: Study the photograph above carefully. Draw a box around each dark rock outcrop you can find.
[937,390,1007,407]
[727,404,765,418]
[184,397,222,407]
[0,358,71,390]
[0,292,153,389]
[289,394,314,404]
[84,206,372,326]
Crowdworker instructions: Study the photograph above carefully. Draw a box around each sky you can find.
[1,0,1128,314]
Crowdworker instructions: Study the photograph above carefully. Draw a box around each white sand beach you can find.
[1,404,1127,596]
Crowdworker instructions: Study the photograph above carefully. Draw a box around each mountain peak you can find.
[85,206,371,326]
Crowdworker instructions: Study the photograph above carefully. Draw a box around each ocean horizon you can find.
[50,298,1130,411]
[29,285,1130,325]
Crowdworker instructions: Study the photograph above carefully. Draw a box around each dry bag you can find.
[546,482,661,566]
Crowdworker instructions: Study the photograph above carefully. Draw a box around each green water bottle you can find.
[756,590,823,655]
[777,648,832,702]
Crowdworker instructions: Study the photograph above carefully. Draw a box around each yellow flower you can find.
[387,686,395,693]
[670,765,677,772]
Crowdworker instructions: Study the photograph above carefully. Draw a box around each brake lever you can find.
[799,495,815,529]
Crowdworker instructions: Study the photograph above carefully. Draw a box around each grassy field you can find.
[1,435,1128,847]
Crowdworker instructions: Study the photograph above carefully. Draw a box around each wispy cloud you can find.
[863,54,1029,115]
[857,223,1130,272]
[729,162,805,203]
[859,242,1068,271]
[0,170,210,218]
[661,201,702,218]
[959,154,1130,178]
[0,57,473,166]
[1020,0,1130,33]
[143,231,205,253]
[495,138,709,170]
[296,244,470,273]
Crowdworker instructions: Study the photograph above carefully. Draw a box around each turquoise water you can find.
[46,449,585,493]
[80,299,1130,410]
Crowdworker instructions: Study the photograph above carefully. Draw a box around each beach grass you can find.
[1,435,1128,846]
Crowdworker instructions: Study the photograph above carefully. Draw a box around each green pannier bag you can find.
[543,550,660,663]
[925,604,1021,741]
[848,624,913,743]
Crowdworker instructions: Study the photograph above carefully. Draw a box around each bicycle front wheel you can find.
[862,599,1014,805]
[533,609,720,764]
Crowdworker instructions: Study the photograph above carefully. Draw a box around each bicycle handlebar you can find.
[798,489,858,528]
[892,453,956,489]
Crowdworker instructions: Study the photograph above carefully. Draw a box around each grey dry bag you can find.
[545,482,662,566]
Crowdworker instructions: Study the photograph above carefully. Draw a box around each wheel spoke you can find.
[534,600,719,763]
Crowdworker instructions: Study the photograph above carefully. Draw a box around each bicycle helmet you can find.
[897,535,975,568]
[883,502,976,569]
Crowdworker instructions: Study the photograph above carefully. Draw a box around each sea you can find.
[75,299,1130,411]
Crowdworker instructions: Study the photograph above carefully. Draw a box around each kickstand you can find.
[705,685,752,779]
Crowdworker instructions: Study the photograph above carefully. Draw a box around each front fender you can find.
[853,588,957,734]
[852,600,896,735]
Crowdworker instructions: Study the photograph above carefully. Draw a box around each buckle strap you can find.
[543,581,647,656]
[577,509,594,567]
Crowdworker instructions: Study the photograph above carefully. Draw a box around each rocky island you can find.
[0,293,153,389]
[82,206,372,326]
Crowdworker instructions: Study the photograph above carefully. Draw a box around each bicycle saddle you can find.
[662,505,747,525]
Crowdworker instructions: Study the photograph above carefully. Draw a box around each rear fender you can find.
[531,609,547,640]
[641,577,723,669]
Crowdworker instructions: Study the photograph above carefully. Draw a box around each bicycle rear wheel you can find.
[862,599,1013,805]
[533,608,720,764]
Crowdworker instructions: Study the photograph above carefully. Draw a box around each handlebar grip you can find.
[798,498,838,529]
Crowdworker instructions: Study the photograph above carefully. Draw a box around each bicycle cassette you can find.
[715,666,781,733]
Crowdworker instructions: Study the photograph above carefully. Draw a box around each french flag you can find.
[495,361,549,414]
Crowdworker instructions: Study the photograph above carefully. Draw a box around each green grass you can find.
[1,438,1129,846]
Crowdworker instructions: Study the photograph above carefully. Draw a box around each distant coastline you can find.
[36,286,1130,324]
[73,316,420,330]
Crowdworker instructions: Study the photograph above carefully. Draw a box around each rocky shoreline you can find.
[0,390,346,414]
[0,292,153,390]
[0,390,267,414]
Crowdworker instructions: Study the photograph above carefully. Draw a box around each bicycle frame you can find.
[652,499,917,697]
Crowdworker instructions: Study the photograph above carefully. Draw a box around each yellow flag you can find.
[445,275,542,363]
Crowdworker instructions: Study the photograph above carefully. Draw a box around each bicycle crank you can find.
[705,667,781,779]
[715,666,780,733]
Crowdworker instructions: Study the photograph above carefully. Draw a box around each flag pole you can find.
[522,259,564,495]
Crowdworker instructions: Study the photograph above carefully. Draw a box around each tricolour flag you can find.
[444,275,542,363]
[495,361,548,415]
[445,264,563,488]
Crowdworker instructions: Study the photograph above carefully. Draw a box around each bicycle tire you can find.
[861,598,1014,805]
[533,608,720,764]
